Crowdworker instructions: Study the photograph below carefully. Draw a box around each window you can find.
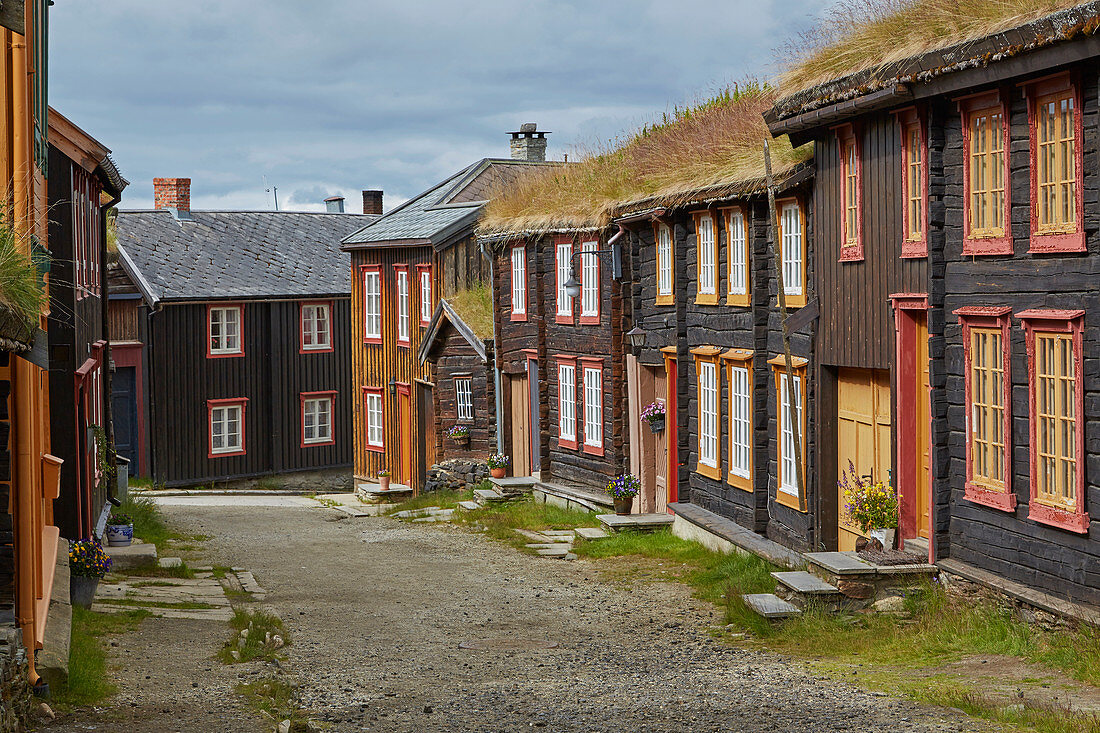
[394,266,410,346]
[771,357,807,509]
[582,361,603,454]
[580,240,600,324]
[837,125,863,261]
[300,302,332,352]
[208,305,243,357]
[777,201,806,307]
[557,359,577,449]
[363,387,384,451]
[418,265,432,326]
[694,349,720,479]
[962,93,1011,255]
[208,399,246,457]
[695,213,717,303]
[555,239,574,323]
[725,351,753,490]
[956,307,1013,511]
[510,244,527,320]
[1026,75,1085,253]
[656,223,673,305]
[726,208,749,306]
[361,266,382,344]
[1019,309,1088,533]
[301,392,335,446]
[455,377,473,421]
[898,108,928,257]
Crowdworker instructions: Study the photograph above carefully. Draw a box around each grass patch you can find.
[220,608,289,664]
[112,562,195,580]
[927,688,1100,733]
[97,598,219,610]
[51,607,149,710]
[453,498,601,548]
[386,488,472,514]
[116,496,179,552]
[128,580,179,588]
[237,677,309,730]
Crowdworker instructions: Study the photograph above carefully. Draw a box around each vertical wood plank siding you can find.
[147,299,352,486]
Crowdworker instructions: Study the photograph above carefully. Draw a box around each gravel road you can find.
[42,500,991,732]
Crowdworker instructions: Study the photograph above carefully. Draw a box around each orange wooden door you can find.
[397,384,412,486]
[837,368,892,550]
[915,315,931,538]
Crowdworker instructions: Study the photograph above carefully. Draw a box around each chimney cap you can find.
[508,122,549,139]
[324,195,344,202]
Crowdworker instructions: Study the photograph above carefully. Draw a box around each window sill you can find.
[900,239,927,258]
[782,295,807,309]
[695,293,719,306]
[964,483,1017,512]
[1028,501,1089,534]
[727,294,750,308]
[838,247,864,262]
[210,449,246,458]
[555,314,574,325]
[579,314,600,326]
[695,463,721,481]
[1028,230,1086,254]
[365,443,385,454]
[363,337,383,346]
[300,345,334,354]
[727,472,751,491]
[582,442,604,457]
[557,438,578,451]
[655,295,675,307]
[302,439,336,448]
[208,351,244,360]
[962,235,1012,256]
[775,489,807,512]
[510,312,528,322]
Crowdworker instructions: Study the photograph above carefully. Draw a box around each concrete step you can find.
[356,483,414,502]
[741,593,802,619]
[105,541,158,570]
[574,527,610,541]
[598,513,675,533]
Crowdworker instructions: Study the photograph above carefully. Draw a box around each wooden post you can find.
[764,141,806,512]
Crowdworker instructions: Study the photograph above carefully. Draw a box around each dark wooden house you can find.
[113,178,371,487]
[46,109,127,540]
[767,3,1100,609]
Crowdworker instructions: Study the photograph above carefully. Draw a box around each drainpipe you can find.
[100,193,122,495]
[479,241,504,454]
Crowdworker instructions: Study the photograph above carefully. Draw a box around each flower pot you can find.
[105,523,134,547]
[867,528,896,550]
[379,476,391,490]
[452,435,469,447]
[613,497,634,516]
[490,467,506,479]
[647,416,665,433]
[70,575,100,609]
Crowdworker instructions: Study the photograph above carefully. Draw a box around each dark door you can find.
[527,357,540,472]
[417,382,434,488]
[112,366,138,476]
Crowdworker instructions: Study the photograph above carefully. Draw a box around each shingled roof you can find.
[115,210,375,305]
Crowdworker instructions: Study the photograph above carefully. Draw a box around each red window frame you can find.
[1023,73,1086,254]
[207,397,248,458]
[510,242,527,322]
[955,306,1014,511]
[555,354,578,450]
[960,90,1013,256]
[360,265,383,345]
[554,235,575,325]
[579,357,604,456]
[579,239,601,325]
[1017,309,1088,533]
[206,303,245,359]
[393,264,411,348]
[897,106,929,258]
[416,264,433,327]
[361,386,385,453]
[299,300,334,354]
[300,390,337,448]
[835,123,864,262]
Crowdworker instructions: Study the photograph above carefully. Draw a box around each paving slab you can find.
[772,571,839,595]
[457,501,481,511]
[536,546,570,558]
[805,551,875,575]
[597,514,675,532]
[159,557,183,568]
[541,530,575,539]
[525,543,573,551]
[392,507,441,519]
[742,593,802,619]
[574,527,609,540]
[513,529,553,542]
[488,476,538,490]
[105,541,158,570]
[235,571,267,599]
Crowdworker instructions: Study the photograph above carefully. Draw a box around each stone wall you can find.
[0,627,31,732]
[423,459,489,493]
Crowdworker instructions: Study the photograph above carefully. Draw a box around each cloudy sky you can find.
[50,1,821,212]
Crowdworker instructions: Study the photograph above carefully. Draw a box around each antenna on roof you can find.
[263,175,280,211]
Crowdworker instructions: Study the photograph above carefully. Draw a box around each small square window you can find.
[301,302,332,352]
[302,393,335,446]
[208,305,243,357]
[209,400,247,456]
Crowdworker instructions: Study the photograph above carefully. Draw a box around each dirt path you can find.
[44,500,991,732]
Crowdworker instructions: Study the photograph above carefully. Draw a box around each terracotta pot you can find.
[614,497,634,516]
[490,467,506,479]
[70,575,100,609]
[379,476,391,490]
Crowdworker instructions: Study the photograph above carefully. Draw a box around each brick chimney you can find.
[153,178,191,214]
[362,190,383,215]
[509,123,548,162]
[324,195,345,213]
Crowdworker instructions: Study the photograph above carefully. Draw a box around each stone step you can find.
[741,593,802,619]
[392,506,441,519]
[574,527,610,541]
[158,557,183,569]
[488,476,538,491]
[771,571,839,595]
[356,483,414,502]
[541,529,575,539]
[105,541,158,570]
[597,513,675,533]
[804,551,875,576]
[525,543,573,551]
[535,546,571,558]
[457,501,481,511]
[473,488,506,504]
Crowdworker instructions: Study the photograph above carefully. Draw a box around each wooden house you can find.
[342,129,552,492]
[766,2,1100,609]
[46,109,127,540]
[113,179,371,487]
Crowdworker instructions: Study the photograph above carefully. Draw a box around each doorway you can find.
[836,368,892,551]
[893,297,931,547]
[112,366,138,476]
[629,360,670,513]
[509,374,531,476]
[416,382,434,489]
[396,383,412,486]
[527,356,540,476]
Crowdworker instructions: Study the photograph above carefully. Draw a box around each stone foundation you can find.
[0,627,30,732]
[423,459,489,493]
[182,468,354,493]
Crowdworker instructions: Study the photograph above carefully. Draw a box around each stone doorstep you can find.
[597,514,676,532]
[104,541,159,570]
[488,476,538,489]
[804,551,875,575]
[771,571,839,595]
[573,527,610,541]
[473,488,505,503]
[742,593,802,619]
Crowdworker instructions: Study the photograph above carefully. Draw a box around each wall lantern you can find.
[626,326,647,351]
[564,269,582,299]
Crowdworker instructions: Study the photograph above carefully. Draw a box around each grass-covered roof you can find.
[479,84,811,235]
[446,284,493,341]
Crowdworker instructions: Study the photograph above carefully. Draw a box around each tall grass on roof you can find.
[780,0,1090,94]
[480,82,811,234]
[447,284,494,340]
[0,211,46,336]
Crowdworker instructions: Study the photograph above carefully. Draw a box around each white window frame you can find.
[657,224,673,297]
[302,396,333,445]
[511,245,526,316]
[698,215,716,296]
[419,268,432,324]
[210,403,244,455]
[556,241,573,318]
[699,361,718,468]
[365,390,384,449]
[728,364,751,479]
[558,363,576,443]
[301,302,331,351]
[580,240,599,319]
[728,210,747,297]
[363,269,382,341]
[455,377,473,421]
[778,372,804,497]
[583,366,603,449]
[209,306,242,355]
[780,203,804,298]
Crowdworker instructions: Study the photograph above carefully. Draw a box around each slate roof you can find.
[342,158,548,249]
[115,210,376,305]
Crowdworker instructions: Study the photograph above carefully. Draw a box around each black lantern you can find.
[626,326,647,350]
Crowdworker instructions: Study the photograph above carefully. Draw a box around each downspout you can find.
[100,194,121,495]
[479,241,504,454]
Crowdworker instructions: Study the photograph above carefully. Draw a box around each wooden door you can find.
[397,384,412,486]
[509,375,531,476]
[112,366,138,475]
[837,368,891,550]
[417,382,435,488]
[527,358,540,474]
[915,315,931,538]
[653,367,669,513]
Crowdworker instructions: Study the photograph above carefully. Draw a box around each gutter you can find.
[480,241,504,454]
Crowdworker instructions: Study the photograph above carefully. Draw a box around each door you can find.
[112,366,138,475]
[417,382,434,488]
[665,356,678,506]
[915,315,930,537]
[509,374,531,476]
[396,383,412,486]
[527,357,540,475]
[631,362,669,513]
[836,368,891,551]
[652,367,669,513]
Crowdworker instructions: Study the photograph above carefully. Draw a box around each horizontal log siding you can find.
[350,247,434,486]
[431,329,496,462]
[941,64,1100,605]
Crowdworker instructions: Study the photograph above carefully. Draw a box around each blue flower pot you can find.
[106,524,134,547]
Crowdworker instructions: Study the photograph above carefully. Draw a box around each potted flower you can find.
[378,470,391,491]
[840,461,899,549]
[105,511,134,547]
[487,453,510,479]
[69,538,112,609]
[447,424,470,446]
[640,401,666,433]
[607,473,640,516]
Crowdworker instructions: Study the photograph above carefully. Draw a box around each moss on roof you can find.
[479,83,811,235]
[446,285,493,341]
[779,0,1091,95]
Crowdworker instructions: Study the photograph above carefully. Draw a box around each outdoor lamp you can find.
[564,267,582,299]
[626,326,647,350]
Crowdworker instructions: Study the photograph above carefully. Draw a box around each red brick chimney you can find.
[153,178,191,213]
[362,190,383,215]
